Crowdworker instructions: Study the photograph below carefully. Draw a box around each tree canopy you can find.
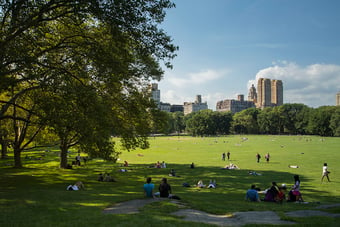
[0,0,177,167]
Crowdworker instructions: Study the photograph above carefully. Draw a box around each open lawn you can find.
[1,135,340,226]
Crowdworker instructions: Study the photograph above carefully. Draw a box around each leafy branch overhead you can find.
[0,0,178,168]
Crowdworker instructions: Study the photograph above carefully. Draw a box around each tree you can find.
[150,109,172,135]
[294,104,311,135]
[3,87,44,167]
[172,111,185,135]
[307,106,336,136]
[258,108,273,134]
[0,118,11,159]
[213,111,233,135]
[184,110,232,136]
[330,106,340,136]
[0,0,177,167]
[278,103,310,134]
[232,108,259,134]
[185,110,215,136]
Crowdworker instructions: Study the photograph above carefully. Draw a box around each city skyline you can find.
[155,0,340,110]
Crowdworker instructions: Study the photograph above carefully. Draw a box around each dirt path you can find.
[103,199,340,226]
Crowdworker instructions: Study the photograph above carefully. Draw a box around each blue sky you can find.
[156,0,340,109]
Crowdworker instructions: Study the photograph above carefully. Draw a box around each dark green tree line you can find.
[159,104,340,137]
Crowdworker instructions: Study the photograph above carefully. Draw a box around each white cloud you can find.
[249,61,340,107]
[167,69,229,88]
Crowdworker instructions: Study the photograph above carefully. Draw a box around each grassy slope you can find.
[0,135,339,226]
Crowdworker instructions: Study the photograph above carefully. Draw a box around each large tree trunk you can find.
[1,139,8,159]
[13,146,22,168]
[60,141,69,169]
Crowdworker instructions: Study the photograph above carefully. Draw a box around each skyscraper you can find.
[256,78,271,108]
[271,79,283,106]
[255,78,283,108]
[336,92,340,106]
[149,83,160,108]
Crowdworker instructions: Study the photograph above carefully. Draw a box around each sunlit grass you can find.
[1,135,340,226]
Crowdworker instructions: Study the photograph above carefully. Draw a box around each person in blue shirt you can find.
[143,177,155,198]
[246,184,260,202]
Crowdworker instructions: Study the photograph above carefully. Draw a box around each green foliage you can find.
[184,104,338,137]
[330,106,340,136]
[307,106,337,136]
[185,110,233,136]
[232,108,259,134]
[0,0,178,167]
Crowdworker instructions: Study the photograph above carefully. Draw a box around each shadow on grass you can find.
[1,158,340,226]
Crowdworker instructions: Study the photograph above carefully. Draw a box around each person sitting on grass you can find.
[143,177,154,198]
[245,184,260,202]
[103,173,116,182]
[169,169,176,177]
[155,161,161,168]
[67,181,85,191]
[288,175,303,202]
[98,173,104,181]
[124,160,129,167]
[159,178,172,198]
[264,182,280,202]
[278,184,287,202]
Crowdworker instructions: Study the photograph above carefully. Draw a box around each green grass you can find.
[1,135,340,226]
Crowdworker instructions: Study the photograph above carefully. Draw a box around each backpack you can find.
[182,182,190,187]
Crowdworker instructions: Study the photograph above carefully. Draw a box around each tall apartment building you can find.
[271,79,283,106]
[255,78,283,109]
[256,78,271,108]
[149,83,160,108]
[216,94,255,113]
[336,92,340,106]
[183,95,208,115]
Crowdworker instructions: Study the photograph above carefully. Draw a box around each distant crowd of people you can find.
[65,149,331,208]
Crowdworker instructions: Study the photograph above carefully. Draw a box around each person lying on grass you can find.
[221,163,239,170]
[197,180,205,188]
[207,179,216,188]
[67,181,85,191]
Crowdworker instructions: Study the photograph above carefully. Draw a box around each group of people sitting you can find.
[154,161,166,168]
[67,172,117,191]
[98,173,116,182]
[143,177,180,199]
[246,175,304,203]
